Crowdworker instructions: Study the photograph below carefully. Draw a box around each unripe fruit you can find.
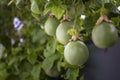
[56,21,73,44]
[92,22,118,48]
[44,17,59,36]
[64,41,89,66]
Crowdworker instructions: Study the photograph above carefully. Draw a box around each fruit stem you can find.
[60,14,70,23]
[49,13,55,17]
[69,33,79,41]
[96,12,112,25]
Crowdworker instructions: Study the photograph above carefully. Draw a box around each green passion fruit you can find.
[56,21,73,45]
[92,22,118,48]
[64,41,89,66]
[44,17,59,36]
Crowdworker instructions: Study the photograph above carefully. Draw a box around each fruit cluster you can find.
[44,13,118,77]
[44,14,89,66]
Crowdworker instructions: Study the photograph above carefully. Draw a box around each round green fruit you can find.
[92,22,118,48]
[44,17,59,36]
[56,21,73,45]
[64,41,89,66]
[45,66,60,78]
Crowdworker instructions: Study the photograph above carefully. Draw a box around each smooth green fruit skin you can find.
[92,22,118,48]
[44,17,59,36]
[45,66,60,78]
[56,21,73,45]
[64,41,89,66]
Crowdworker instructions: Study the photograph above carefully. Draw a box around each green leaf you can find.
[44,38,57,57]
[105,3,120,14]
[42,54,60,72]
[31,0,40,14]
[57,56,63,71]
[67,29,78,36]
[0,69,9,80]
[111,17,120,27]
[44,6,65,19]
[31,12,40,20]
[15,0,21,5]
[44,1,66,19]
[19,60,32,73]
[87,0,102,9]
[31,63,42,80]
[65,68,79,80]
[31,29,47,44]
[8,0,14,6]
[111,17,120,33]
[56,44,64,53]
[109,0,120,5]
[6,74,20,80]
[27,52,37,65]
[51,6,65,19]
[18,55,26,62]
[19,72,31,80]
[0,62,7,70]
[8,56,19,66]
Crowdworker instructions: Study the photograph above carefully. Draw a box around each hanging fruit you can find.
[44,13,59,36]
[64,34,89,66]
[92,12,118,48]
[56,15,73,45]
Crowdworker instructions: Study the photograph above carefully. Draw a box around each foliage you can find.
[0,0,120,80]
